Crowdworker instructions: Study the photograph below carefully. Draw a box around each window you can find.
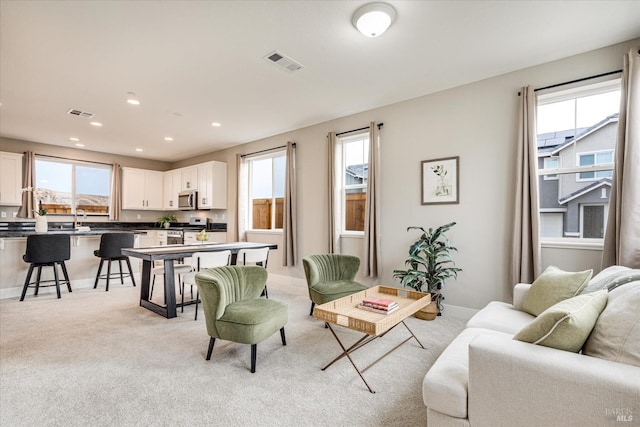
[248,152,285,230]
[543,157,559,180]
[34,157,112,215]
[340,133,369,233]
[577,150,614,180]
[536,79,620,240]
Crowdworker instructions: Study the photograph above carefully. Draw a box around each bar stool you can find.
[20,234,72,301]
[236,247,270,298]
[93,233,136,291]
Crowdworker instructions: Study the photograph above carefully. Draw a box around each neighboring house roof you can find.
[551,113,619,155]
[558,178,612,205]
[537,127,588,151]
[346,164,368,180]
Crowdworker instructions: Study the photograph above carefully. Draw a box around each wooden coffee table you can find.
[313,285,431,393]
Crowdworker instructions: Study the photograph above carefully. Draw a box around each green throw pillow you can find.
[514,290,608,353]
[522,266,593,316]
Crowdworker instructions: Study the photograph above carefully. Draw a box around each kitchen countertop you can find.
[0,221,227,238]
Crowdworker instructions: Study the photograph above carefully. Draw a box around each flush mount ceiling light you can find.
[352,2,397,37]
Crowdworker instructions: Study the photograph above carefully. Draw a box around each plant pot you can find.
[414,300,439,320]
[35,214,48,233]
[163,222,170,229]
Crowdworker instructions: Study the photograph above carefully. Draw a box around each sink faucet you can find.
[74,209,86,229]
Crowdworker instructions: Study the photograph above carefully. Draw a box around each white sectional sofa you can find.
[423,266,640,427]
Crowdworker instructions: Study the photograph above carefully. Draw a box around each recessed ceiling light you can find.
[69,137,80,142]
[135,148,143,152]
[164,137,174,142]
[211,122,221,127]
[126,91,141,105]
[90,121,103,127]
[75,143,85,147]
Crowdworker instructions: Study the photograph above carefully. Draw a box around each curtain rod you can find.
[518,69,623,95]
[35,153,112,166]
[240,142,295,158]
[336,122,384,137]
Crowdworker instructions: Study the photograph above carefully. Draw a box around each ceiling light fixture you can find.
[135,148,143,152]
[75,143,85,147]
[164,137,173,142]
[351,2,397,37]
[90,121,103,127]
[126,92,141,105]
[211,122,221,127]
[69,137,80,142]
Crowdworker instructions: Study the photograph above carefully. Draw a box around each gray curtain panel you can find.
[510,86,541,285]
[602,47,640,269]
[16,151,35,219]
[363,122,381,277]
[282,141,297,266]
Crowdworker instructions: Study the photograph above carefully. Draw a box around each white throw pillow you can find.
[583,281,640,367]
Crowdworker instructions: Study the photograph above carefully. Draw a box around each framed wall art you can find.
[421,156,459,205]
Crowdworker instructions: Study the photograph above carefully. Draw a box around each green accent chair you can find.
[195,265,288,373]
[302,254,368,316]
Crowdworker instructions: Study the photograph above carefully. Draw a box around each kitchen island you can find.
[122,242,277,319]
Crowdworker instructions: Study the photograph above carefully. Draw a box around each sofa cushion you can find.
[581,266,640,294]
[513,290,608,352]
[522,266,592,316]
[466,301,535,335]
[422,327,512,419]
[583,281,640,367]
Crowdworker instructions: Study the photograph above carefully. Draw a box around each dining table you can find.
[122,242,277,318]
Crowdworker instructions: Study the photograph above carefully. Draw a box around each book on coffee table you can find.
[358,302,399,314]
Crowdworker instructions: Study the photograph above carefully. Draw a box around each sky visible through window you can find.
[537,91,620,133]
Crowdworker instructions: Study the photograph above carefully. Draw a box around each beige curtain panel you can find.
[327,132,340,254]
[510,86,541,285]
[109,163,121,221]
[602,47,640,269]
[236,154,248,242]
[363,122,381,277]
[282,142,297,267]
[16,151,35,219]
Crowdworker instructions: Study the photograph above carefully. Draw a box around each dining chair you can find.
[93,232,136,291]
[20,234,72,301]
[150,262,193,301]
[181,250,232,320]
[236,247,270,297]
[196,265,288,373]
[302,254,367,316]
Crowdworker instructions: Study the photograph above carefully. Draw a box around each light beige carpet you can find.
[0,274,464,426]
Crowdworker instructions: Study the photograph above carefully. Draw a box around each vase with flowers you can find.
[21,187,49,232]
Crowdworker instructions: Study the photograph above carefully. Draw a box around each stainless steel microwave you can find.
[178,190,197,210]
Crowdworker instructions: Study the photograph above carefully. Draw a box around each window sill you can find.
[340,232,364,239]
[246,229,283,235]
[540,238,604,251]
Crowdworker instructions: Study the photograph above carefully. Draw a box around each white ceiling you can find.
[1,1,639,162]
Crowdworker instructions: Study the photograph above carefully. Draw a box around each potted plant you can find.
[392,222,462,320]
[157,214,178,229]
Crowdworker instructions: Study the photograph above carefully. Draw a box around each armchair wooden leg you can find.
[309,302,315,316]
[251,344,257,373]
[206,337,216,360]
[280,327,286,346]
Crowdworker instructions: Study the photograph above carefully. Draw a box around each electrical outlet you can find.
[137,214,141,219]
[0,212,6,218]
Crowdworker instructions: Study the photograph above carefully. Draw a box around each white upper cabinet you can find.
[181,166,198,191]
[163,170,181,210]
[0,152,24,206]
[197,161,227,209]
[122,167,164,210]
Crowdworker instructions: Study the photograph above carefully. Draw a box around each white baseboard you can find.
[440,303,478,322]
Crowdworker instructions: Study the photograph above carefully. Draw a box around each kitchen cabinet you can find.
[0,152,23,206]
[122,168,163,210]
[181,167,198,191]
[196,161,227,209]
[163,170,181,210]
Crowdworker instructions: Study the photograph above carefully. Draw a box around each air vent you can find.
[66,108,95,119]
[264,50,304,72]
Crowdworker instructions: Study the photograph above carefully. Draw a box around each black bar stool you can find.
[20,234,72,301]
[93,233,136,291]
